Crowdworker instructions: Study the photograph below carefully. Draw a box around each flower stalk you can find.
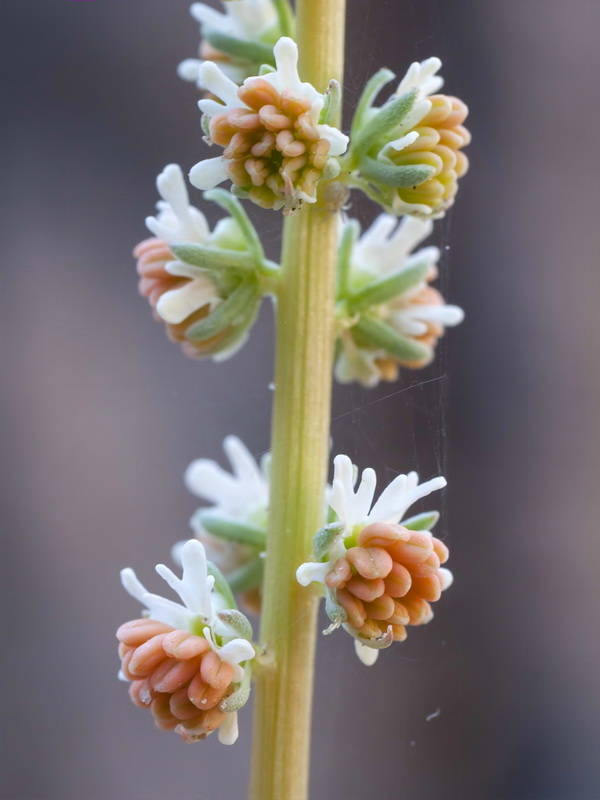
[248,1,346,798]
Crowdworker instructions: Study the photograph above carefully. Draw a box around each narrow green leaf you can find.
[347,259,430,313]
[324,594,347,633]
[313,522,344,561]
[205,30,275,66]
[359,157,436,189]
[227,557,264,595]
[354,89,418,154]
[220,665,252,712]
[350,68,396,139]
[185,280,258,342]
[402,511,440,531]
[353,317,431,363]
[197,511,266,548]
[319,80,341,125]
[207,562,237,610]
[220,679,251,712]
[204,188,265,263]
[170,243,256,273]
[205,297,261,361]
[217,609,254,642]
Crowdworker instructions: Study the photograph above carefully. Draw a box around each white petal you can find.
[190,3,228,29]
[197,61,241,110]
[329,454,356,526]
[156,165,191,223]
[140,592,192,630]
[317,124,349,157]
[217,638,256,667]
[397,57,443,98]
[120,568,148,605]
[334,337,382,387]
[223,435,264,489]
[384,130,420,153]
[189,157,228,190]
[296,561,331,587]
[181,539,213,618]
[354,640,379,666]
[369,474,447,525]
[359,214,397,249]
[395,303,464,333]
[198,96,231,117]
[185,458,239,506]
[218,712,239,745]
[397,98,432,134]
[155,277,219,325]
[439,567,453,591]
[271,37,301,93]
[351,467,377,524]
[178,58,202,83]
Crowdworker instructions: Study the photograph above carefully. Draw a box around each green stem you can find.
[248,2,346,798]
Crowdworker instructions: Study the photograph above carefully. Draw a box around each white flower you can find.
[185,435,269,527]
[396,57,444,99]
[192,0,277,43]
[143,164,222,326]
[120,539,255,744]
[297,456,452,666]
[335,214,464,387]
[121,540,255,673]
[351,214,439,282]
[373,59,444,154]
[179,0,279,85]
[296,454,446,588]
[329,454,446,532]
[146,163,210,245]
[189,37,349,197]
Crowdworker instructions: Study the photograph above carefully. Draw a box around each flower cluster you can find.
[179,0,287,86]
[190,37,348,212]
[135,164,269,360]
[117,539,255,743]
[179,436,269,613]
[346,58,470,217]
[297,455,452,665]
[335,214,464,387]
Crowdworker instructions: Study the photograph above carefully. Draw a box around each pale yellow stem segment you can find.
[248,3,346,799]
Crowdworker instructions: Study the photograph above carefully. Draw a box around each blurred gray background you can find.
[1,1,599,798]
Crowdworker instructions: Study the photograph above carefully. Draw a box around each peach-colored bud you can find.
[116,619,238,741]
[206,77,333,212]
[133,237,234,360]
[357,522,410,548]
[409,552,441,578]
[387,531,433,567]
[325,557,352,589]
[325,522,450,646]
[410,574,442,603]
[117,618,174,647]
[389,94,470,215]
[162,629,211,660]
[346,546,393,580]
[337,588,367,629]
[345,575,386,603]
[383,561,413,598]
[364,593,395,621]
[401,593,434,625]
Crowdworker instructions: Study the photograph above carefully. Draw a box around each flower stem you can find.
[248,3,346,799]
